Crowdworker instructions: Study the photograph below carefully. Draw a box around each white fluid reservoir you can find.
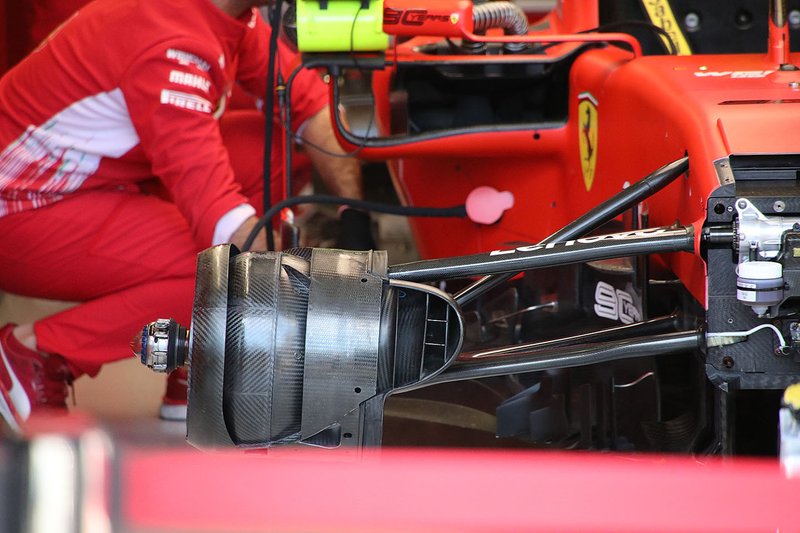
[736,261,784,316]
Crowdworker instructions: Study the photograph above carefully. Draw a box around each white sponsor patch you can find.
[0,88,138,216]
[168,70,211,93]
[165,49,210,72]
[694,70,774,79]
[160,89,212,114]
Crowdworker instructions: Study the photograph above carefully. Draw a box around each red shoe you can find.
[160,366,188,421]
[0,324,72,433]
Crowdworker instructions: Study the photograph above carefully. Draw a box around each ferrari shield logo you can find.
[578,92,598,191]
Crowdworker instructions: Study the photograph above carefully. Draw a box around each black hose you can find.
[262,0,285,251]
[242,195,467,251]
[585,20,678,55]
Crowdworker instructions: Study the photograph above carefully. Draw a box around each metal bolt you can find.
[684,12,701,31]
[775,200,787,213]
[738,200,747,209]
[735,10,753,29]
[790,9,800,29]
[727,205,734,213]
[722,356,735,368]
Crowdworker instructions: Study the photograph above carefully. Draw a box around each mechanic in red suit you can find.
[0,0,373,430]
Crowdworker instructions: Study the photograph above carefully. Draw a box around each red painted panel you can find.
[122,447,800,533]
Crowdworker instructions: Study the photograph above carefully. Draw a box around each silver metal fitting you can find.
[132,318,189,373]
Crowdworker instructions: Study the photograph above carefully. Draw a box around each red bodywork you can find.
[11,413,800,533]
[122,447,800,533]
[383,0,472,37]
[6,2,800,530]
[332,0,800,306]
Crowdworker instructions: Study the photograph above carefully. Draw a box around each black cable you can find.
[278,3,377,246]
[308,4,377,159]
[280,63,376,163]
[281,68,376,159]
[242,195,466,251]
[531,19,678,56]
[585,20,678,56]
[262,0,284,251]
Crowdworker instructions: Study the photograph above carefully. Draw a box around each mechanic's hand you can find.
[336,208,376,250]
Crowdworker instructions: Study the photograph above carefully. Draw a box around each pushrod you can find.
[454,156,689,306]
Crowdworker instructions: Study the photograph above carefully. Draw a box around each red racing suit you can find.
[0,0,328,375]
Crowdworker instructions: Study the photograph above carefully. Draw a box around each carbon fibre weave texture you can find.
[187,245,235,448]
[224,252,280,445]
[268,254,310,442]
[300,249,387,439]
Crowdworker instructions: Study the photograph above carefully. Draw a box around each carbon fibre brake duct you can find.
[135,223,695,450]
[185,247,464,449]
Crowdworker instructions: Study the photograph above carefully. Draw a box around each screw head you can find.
[774,200,786,213]
[734,10,753,29]
[790,9,800,28]
[684,12,701,31]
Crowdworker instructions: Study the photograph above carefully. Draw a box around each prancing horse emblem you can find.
[578,92,598,191]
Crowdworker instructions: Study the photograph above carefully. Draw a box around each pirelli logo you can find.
[160,89,212,114]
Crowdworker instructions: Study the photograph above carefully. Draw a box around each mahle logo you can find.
[578,92,598,191]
